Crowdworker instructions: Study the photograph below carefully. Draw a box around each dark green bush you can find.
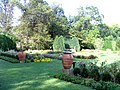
[47,51,62,54]
[79,62,89,78]
[88,55,98,59]
[90,68,100,81]
[0,55,31,63]
[81,42,95,49]
[1,52,18,59]
[116,71,120,84]
[0,56,19,63]
[0,34,16,51]
[74,55,97,59]
[80,68,89,78]
[53,73,120,90]
[73,68,81,76]
[101,71,112,82]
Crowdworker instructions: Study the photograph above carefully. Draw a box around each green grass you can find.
[0,59,94,90]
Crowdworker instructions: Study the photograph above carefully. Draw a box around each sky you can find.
[45,0,120,26]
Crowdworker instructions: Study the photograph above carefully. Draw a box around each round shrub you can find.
[90,68,100,81]
[73,68,81,76]
[72,37,80,51]
[101,71,112,82]
[80,68,89,78]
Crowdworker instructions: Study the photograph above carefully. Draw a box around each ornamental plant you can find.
[53,36,80,51]
[53,72,120,90]
[64,37,80,51]
[53,36,65,51]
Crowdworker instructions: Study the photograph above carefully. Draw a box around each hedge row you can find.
[0,52,18,59]
[0,56,19,63]
[54,73,120,90]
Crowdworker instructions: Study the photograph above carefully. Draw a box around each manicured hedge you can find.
[64,37,80,51]
[54,73,120,90]
[53,36,81,51]
[1,52,18,59]
[0,56,19,63]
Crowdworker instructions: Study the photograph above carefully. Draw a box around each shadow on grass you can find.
[0,60,94,90]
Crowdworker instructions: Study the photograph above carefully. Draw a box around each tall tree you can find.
[70,6,103,32]
[69,6,103,49]
[0,0,14,32]
[14,0,53,49]
[110,24,120,39]
[49,4,69,39]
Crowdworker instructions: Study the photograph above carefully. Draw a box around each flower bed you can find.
[34,58,52,62]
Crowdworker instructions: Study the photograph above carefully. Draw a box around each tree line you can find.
[0,0,120,51]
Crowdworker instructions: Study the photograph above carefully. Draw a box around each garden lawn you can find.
[0,59,94,90]
[74,50,120,66]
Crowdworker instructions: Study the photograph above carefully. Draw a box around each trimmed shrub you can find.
[80,68,89,78]
[0,34,16,51]
[0,56,19,63]
[53,36,65,51]
[57,36,65,51]
[53,36,59,50]
[72,37,80,51]
[101,71,112,82]
[73,68,81,76]
[1,52,18,59]
[64,37,80,51]
[53,36,80,51]
[53,72,120,90]
[90,68,100,81]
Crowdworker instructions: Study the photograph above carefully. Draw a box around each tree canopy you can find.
[0,0,120,51]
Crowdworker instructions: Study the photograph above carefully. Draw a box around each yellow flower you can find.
[34,59,37,62]
[41,59,45,62]
[37,60,40,62]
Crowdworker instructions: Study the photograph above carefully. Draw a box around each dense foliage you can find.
[0,34,16,51]
[53,36,65,51]
[0,0,120,50]
[64,37,80,51]
[53,36,80,51]
[72,60,120,84]
[54,72,120,90]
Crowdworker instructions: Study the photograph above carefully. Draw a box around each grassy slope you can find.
[0,59,94,90]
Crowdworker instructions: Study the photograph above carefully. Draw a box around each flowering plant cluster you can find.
[34,58,52,62]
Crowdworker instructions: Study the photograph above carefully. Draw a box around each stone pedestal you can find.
[62,69,74,75]
[20,60,25,63]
